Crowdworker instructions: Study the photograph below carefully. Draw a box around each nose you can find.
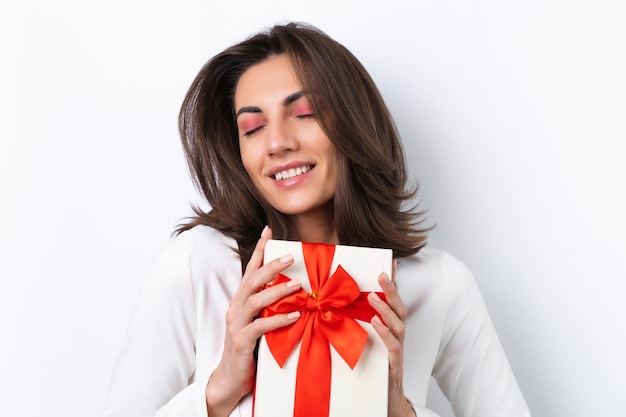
[266,120,298,157]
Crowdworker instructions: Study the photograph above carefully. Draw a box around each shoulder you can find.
[144,225,241,291]
[395,247,477,310]
[163,225,238,261]
[397,247,472,285]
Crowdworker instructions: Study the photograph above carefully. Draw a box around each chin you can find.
[271,198,334,217]
[276,205,317,216]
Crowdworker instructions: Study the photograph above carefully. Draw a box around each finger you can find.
[378,271,408,322]
[368,271,407,339]
[230,253,296,323]
[376,259,405,331]
[243,225,272,278]
[245,252,295,292]
[371,315,404,377]
[246,311,302,340]
[228,226,272,312]
[368,290,406,343]
[241,279,302,322]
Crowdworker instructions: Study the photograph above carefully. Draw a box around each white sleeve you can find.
[101,235,208,417]
[412,404,442,417]
[432,253,531,417]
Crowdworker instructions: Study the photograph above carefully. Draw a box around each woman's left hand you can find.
[368,261,416,417]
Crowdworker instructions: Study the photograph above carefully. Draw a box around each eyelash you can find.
[242,114,315,137]
[243,125,265,137]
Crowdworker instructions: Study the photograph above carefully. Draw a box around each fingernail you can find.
[261,225,270,237]
[279,254,294,264]
[370,292,382,303]
[287,279,301,288]
[287,311,301,320]
[381,272,392,283]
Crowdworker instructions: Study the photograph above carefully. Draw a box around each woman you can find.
[101,22,530,417]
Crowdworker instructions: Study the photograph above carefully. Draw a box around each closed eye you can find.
[243,125,265,137]
[296,113,315,119]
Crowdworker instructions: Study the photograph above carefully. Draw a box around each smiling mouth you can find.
[273,165,313,180]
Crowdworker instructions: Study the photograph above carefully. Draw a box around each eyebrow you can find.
[235,90,306,118]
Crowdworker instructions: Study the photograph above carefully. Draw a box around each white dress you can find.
[100,225,531,417]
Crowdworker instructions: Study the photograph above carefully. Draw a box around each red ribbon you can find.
[260,242,385,417]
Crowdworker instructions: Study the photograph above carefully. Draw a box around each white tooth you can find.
[274,166,311,180]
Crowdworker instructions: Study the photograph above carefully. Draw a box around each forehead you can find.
[234,54,302,107]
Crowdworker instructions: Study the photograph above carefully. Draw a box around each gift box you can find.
[253,240,392,417]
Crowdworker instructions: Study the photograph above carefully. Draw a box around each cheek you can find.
[321,140,340,175]
[328,150,342,187]
[239,142,262,182]
[238,142,253,172]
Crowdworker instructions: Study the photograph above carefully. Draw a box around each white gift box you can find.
[254,239,391,417]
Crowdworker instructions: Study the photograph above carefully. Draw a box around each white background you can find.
[1,1,625,416]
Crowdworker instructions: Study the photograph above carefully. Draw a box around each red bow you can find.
[261,242,384,417]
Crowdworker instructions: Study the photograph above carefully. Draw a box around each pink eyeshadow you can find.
[240,118,263,133]
[292,102,313,115]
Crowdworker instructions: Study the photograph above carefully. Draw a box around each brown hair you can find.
[177,22,429,266]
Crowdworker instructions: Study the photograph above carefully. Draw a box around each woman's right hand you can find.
[205,226,302,416]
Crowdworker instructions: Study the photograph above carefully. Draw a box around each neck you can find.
[287,202,337,244]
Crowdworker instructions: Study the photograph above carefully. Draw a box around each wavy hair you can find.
[177,22,429,266]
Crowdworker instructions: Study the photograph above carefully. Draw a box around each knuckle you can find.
[245,294,264,312]
[390,319,405,337]
[397,305,408,321]
[264,262,284,277]
[243,258,259,277]
[396,326,406,341]
[250,318,265,334]
[225,308,237,325]
[388,339,403,355]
